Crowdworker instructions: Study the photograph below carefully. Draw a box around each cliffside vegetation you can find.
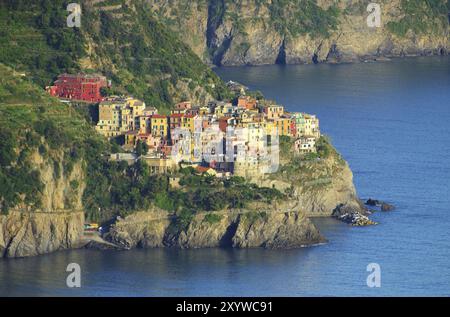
[0,0,232,111]
[84,161,284,222]
[386,0,450,37]
[275,135,346,191]
[0,64,108,214]
[269,0,340,38]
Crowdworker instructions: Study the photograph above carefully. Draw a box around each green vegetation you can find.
[177,170,284,210]
[242,211,268,223]
[203,213,223,224]
[135,140,149,157]
[0,64,108,214]
[279,135,295,159]
[269,0,340,38]
[275,135,345,190]
[0,0,232,111]
[83,162,284,222]
[0,0,84,88]
[387,0,449,37]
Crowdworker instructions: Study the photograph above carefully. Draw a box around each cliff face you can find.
[104,149,359,251]
[146,0,449,66]
[105,205,325,249]
[258,156,363,217]
[248,136,367,218]
[0,211,84,258]
[0,150,86,258]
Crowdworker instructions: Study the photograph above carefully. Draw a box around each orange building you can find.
[237,96,257,110]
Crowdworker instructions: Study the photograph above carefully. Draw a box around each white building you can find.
[294,136,316,154]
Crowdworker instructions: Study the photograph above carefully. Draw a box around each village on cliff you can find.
[46,73,321,178]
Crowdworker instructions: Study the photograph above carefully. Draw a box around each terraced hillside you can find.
[0,0,231,111]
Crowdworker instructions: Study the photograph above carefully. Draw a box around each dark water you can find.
[1,57,450,296]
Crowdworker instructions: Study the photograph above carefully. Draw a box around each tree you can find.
[135,140,149,156]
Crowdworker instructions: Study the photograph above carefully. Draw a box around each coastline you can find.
[212,54,448,69]
[0,137,372,258]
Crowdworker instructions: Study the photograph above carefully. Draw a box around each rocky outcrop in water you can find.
[332,203,377,226]
[366,198,395,211]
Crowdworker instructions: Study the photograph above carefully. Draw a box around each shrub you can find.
[203,213,223,224]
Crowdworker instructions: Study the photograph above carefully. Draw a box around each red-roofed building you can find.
[237,96,257,110]
[171,101,192,114]
[195,166,217,176]
[46,73,109,103]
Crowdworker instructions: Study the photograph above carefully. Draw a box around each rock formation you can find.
[105,206,326,249]
[145,0,449,66]
[0,150,86,258]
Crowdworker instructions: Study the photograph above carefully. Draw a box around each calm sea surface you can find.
[1,57,449,296]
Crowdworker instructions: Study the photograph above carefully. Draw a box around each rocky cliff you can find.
[0,211,84,258]
[146,0,449,66]
[105,205,325,249]
[251,136,367,218]
[0,64,93,258]
[0,151,86,258]
[103,137,365,250]
[0,136,361,256]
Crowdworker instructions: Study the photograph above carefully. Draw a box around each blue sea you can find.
[1,57,449,296]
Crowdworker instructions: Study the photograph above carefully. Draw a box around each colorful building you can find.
[263,105,284,119]
[171,101,192,114]
[294,136,317,154]
[237,95,257,110]
[151,115,169,138]
[46,73,109,103]
[95,97,145,138]
[169,114,196,135]
[141,155,177,174]
[272,116,291,136]
[303,114,320,138]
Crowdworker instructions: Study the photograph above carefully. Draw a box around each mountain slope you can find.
[146,0,450,66]
[0,0,231,110]
[0,63,109,214]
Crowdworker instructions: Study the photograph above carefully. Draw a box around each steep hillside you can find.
[0,0,231,111]
[262,136,365,217]
[0,63,104,257]
[0,64,108,214]
[146,0,450,66]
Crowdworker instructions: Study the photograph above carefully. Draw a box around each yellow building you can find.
[139,115,151,134]
[96,97,145,138]
[198,106,210,115]
[141,155,177,174]
[214,102,234,117]
[150,115,169,138]
[303,114,321,138]
[181,115,195,134]
[261,120,276,137]
[169,114,196,135]
[263,105,284,119]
